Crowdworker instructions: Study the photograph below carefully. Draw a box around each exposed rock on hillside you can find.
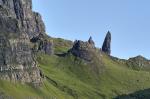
[31,34,53,55]
[127,55,150,71]
[69,37,100,61]
[111,55,150,71]
[68,37,104,76]
[102,31,111,55]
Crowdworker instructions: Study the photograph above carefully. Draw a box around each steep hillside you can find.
[0,0,150,99]
[1,37,150,99]
[36,49,150,99]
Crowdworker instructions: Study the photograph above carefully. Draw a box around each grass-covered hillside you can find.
[1,38,150,99]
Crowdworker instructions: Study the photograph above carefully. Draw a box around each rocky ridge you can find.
[111,55,150,71]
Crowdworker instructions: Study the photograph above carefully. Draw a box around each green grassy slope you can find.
[52,38,73,54]
[36,53,150,99]
[1,38,150,99]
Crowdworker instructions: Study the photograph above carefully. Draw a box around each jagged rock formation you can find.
[68,37,104,76]
[0,0,53,85]
[69,37,98,61]
[102,31,111,55]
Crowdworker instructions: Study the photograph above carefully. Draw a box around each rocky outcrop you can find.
[69,37,104,75]
[0,0,50,85]
[102,31,111,55]
[69,37,97,61]
[31,34,53,55]
[126,55,150,71]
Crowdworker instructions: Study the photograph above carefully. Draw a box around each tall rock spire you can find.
[102,31,111,55]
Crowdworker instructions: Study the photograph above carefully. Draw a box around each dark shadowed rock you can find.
[38,39,53,55]
[31,34,54,55]
[102,31,111,55]
[88,36,95,48]
[69,40,93,61]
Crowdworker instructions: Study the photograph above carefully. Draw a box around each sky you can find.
[32,0,150,59]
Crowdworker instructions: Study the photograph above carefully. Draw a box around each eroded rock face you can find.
[39,39,53,55]
[0,0,45,38]
[102,31,111,55]
[0,33,42,85]
[31,34,54,55]
[0,16,21,35]
[69,37,96,61]
[0,0,47,85]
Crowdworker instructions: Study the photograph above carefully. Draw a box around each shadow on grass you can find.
[55,53,67,57]
[114,89,150,99]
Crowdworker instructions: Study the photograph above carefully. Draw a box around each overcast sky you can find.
[33,0,150,59]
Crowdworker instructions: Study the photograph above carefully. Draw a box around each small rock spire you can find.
[102,31,111,55]
[88,36,95,47]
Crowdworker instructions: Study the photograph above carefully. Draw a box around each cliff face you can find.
[0,0,45,38]
[0,0,49,85]
[0,33,42,83]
